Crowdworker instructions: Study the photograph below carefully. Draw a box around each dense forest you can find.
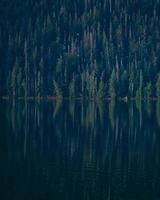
[0,0,160,99]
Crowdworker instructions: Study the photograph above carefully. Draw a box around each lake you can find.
[0,100,160,200]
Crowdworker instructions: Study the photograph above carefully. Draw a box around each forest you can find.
[0,0,160,99]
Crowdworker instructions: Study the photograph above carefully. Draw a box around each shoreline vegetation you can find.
[1,96,159,101]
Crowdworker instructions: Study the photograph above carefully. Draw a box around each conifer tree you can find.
[69,74,76,98]
[108,69,116,98]
[53,80,63,99]
[156,73,160,98]
[135,70,143,100]
[144,82,152,101]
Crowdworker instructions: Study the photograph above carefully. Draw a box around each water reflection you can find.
[0,100,160,200]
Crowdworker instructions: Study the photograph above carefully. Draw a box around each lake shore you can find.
[0,96,159,101]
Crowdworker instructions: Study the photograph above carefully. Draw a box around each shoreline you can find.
[0,96,159,101]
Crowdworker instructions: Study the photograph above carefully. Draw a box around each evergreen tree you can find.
[156,73,160,98]
[128,71,135,98]
[108,69,116,98]
[135,70,143,100]
[11,61,17,97]
[97,74,106,99]
[144,82,152,101]
[69,74,76,98]
[53,80,63,99]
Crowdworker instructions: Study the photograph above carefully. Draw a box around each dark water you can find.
[0,100,160,200]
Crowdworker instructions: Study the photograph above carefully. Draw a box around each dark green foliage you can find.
[0,0,160,98]
[135,70,143,100]
[156,73,160,98]
[144,82,152,101]
[108,68,116,98]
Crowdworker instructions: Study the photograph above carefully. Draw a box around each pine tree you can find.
[108,68,116,98]
[97,73,106,99]
[69,74,76,98]
[129,71,134,98]
[135,70,143,100]
[156,73,160,98]
[24,39,28,97]
[11,61,17,97]
[144,82,152,101]
[53,80,63,99]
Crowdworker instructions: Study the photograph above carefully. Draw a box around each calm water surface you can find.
[0,100,160,200]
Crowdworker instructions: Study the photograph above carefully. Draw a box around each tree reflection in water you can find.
[0,100,160,200]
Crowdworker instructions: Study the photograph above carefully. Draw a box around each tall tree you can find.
[156,73,160,98]
[108,69,116,98]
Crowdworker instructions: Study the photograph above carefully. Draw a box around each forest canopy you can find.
[0,0,160,99]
